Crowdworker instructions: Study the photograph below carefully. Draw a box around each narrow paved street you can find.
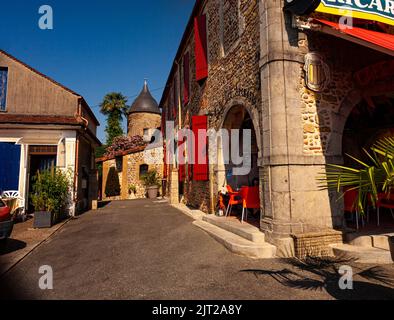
[1,200,393,300]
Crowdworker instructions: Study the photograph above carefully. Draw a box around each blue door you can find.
[0,142,21,193]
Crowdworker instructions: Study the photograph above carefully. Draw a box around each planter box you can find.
[292,229,344,258]
[147,186,159,199]
[0,220,14,239]
[389,237,394,262]
[33,211,53,229]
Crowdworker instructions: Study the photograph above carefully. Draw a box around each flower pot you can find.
[33,211,54,229]
[147,186,159,199]
[389,237,394,262]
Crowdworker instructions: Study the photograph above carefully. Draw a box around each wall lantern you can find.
[304,53,331,92]
[283,0,321,15]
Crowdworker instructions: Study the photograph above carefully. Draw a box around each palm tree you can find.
[320,137,394,214]
[100,92,128,146]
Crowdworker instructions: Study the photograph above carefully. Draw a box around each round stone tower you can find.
[128,81,161,138]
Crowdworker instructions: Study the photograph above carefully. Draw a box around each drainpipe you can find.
[209,163,215,215]
[70,99,86,216]
[208,115,215,215]
[73,133,79,217]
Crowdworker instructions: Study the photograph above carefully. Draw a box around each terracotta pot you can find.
[147,186,159,199]
[389,237,394,262]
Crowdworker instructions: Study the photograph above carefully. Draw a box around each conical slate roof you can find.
[129,81,161,115]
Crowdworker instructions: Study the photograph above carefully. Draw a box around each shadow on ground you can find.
[0,239,26,255]
[241,256,394,300]
[98,201,111,209]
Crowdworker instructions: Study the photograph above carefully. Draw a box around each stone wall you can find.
[300,32,390,157]
[128,113,161,138]
[102,148,163,201]
[125,148,164,199]
[163,0,261,213]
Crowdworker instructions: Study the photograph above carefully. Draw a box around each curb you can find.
[170,203,205,221]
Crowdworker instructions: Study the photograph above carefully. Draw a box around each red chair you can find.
[240,186,260,223]
[225,185,243,217]
[376,193,394,227]
[344,188,366,230]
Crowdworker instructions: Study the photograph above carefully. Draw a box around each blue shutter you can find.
[0,142,21,193]
[0,68,8,111]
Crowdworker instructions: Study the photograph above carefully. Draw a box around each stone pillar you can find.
[258,0,341,256]
[169,168,179,204]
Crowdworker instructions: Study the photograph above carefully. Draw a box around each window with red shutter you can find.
[194,14,208,82]
[183,52,190,105]
[192,115,209,181]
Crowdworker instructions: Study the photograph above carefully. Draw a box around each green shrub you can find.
[105,167,121,197]
[128,184,137,194]
[31,168,72,219]
[141,169,160,187]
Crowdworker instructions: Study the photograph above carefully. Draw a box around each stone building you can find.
[98,81,163,200]
[160,0,394,257]
[128,81,162,138]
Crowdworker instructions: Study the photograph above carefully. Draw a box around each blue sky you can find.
[0,0,194,143]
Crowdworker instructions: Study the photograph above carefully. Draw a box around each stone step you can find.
[203,215,266,243]
[330,244,393,265]
[193,220,277,259]
[372,235,393,251]
[345,232,394,251]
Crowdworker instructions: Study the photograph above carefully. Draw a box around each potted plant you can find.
[320,136,394,262]
[141,170,160,199]
[31,169,71,228]
[128,184,137,199]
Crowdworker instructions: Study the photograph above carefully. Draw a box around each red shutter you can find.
[192,115,209,181]
[194,15,208,82]
[163,142,168,179]
[183,52,190,105]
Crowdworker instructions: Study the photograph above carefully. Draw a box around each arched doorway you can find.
[217,105,260,224]
[343,93,394,167]
[342,92,394,228]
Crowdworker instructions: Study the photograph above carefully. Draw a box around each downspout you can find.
[72,98,83,216]
[208,117,215,215]
[73,132,80,216]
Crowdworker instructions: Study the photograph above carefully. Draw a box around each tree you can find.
[100,92,128,146]
[105,167,121,198]
[320,137,394,214]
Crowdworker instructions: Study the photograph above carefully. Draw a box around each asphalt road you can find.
[1,200,394,300]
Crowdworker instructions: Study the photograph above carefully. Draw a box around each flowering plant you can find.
[105,136,147,157]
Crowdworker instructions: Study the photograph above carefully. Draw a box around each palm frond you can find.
[318,136,394,214]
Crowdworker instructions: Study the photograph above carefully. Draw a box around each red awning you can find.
[315,19,394,56]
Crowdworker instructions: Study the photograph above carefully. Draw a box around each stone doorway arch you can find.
[215,102,262,224]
